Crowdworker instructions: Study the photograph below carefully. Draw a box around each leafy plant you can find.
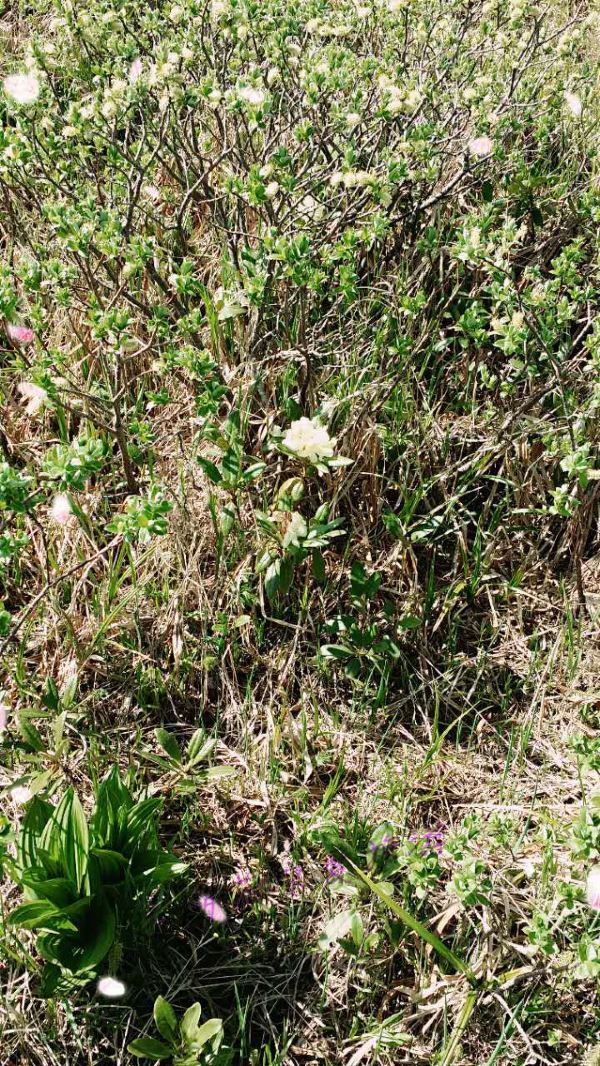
[7,770,186,994]
[128,995,232,1065]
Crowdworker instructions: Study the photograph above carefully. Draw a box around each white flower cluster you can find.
[283,417,335,462]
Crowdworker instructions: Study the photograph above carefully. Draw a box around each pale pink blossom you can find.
[97,976,126,998]
[17,381,48,415]
[50,493,72,525]
[129,58,143,83]
[468,135,493,157]
[564,91,582,118]
[3,73,40,105]
[586,866,600,909]
[7,323,34,345]
[198,895,227,922]
[0,699,8,734]
[10,785,32,804]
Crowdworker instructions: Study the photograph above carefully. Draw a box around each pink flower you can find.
[50,493,72,525]
[468,136,493,158]
[586,866,600,910]
[198,895,227,922]
[7,323,34,344]
[129,58,143,83]
[0,699,8,734]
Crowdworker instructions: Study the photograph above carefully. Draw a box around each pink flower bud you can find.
[50,494,72,525]
[586,866,600,910]
[7,323,34,344]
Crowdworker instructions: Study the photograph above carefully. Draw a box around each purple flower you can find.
[231,867,253,890]
[324,856,345,882]
[409,825,446,855]
[281,857,304,898]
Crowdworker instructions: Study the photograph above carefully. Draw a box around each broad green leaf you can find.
[318,909,355,952]
[153,995,178,1043]
[20,871,76,907]
[197,457,222,485]
[189,1018,223,1049]
[180,1002,201,1040]
[9,900,62,929]
[155,727,182,764]
[18,796,53,873]
[127,1037,172,1059]
[75,895,116,972]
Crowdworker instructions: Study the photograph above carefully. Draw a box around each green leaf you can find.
[39,788,89,893]
[20,871,77,907]
[127,1037,172,1059]
[186,731,216,767]
[18,797,53,872]
[318,909,355,951]
[8,900,63,930]
[264,559,281,600]
[189,1018,223,1050]
[155,728,182,764]
[180,1002,201,1041]
[147,860,188,883]
[76,894,116,972]
[321,644,353,660]
[197,457,222,485]
[153,995,178,1043]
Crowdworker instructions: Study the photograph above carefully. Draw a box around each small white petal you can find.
[564,91,582,118]
[97,976,127,998]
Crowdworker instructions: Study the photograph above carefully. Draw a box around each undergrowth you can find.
[2,0,600,1062]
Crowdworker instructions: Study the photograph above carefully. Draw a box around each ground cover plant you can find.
[2,0,600,1061]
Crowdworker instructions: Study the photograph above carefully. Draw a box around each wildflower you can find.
[231,867,253,890]
[10,785,32,804]
[266,67,280,87]
[238,85,266,107]
[0,698,8,734]
[281,856,304,898]
[198,894,227,922]
[129,58,143,83]
[3,73,40,105]
[511,310,525,329]
[265,181,279,199]
[283,417,335,462]
[324,856,345,881]
[17,381,48,416]
[343,170,375,188]
[564,90,582,117]
[404,88,422,112]
[586,866,600,910]
[468,135,493,157]
[50,493,72,525]
[346,112,361,128]
[97,976,126,998]
[6,324,34,345]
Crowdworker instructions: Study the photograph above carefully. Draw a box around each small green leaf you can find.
[127,1037,172,1059]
